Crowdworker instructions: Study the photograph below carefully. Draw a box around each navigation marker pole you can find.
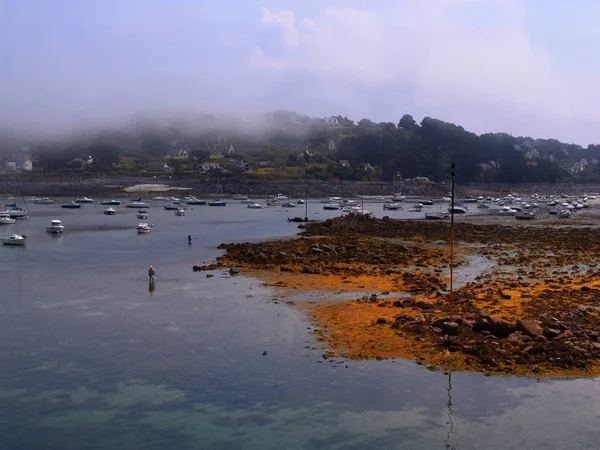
[450,162,455,309]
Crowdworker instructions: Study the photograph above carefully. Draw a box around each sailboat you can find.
[208,178,227,207]
[1,175,27,245]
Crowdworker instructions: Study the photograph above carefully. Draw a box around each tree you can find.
[398,114,417,131]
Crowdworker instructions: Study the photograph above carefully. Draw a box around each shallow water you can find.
[1,199,599,449]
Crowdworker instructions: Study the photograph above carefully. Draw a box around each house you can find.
[324,117,341,127]
[225,158,249,172]
[6,162,17,172]
[22,158,33,172]
[339,160,351,169]
[259,160,271,168]
[328,140,336,151]
[200,162,222,172]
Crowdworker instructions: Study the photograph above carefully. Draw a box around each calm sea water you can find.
[1,198,599,450]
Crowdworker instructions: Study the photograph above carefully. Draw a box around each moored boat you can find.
[46,219,64,233]
[425,212,449,220]
[35,198,55,205]
[75,197,94,203]
[448,205,468,214]
[100,199,121,206]
[137,210,149,219]
[515,211,535,220]
[323,203,342,210]
[175,208,186,216]
[103,207,116,215]
[0,213,16,225]
[232,194,248,200]
[126,199,150,208]
[208,200,226,207]
[247,202,264,209]
[61,201,82,209]
[137,223,152,234]
[281,202,296,208]
[1,234,26,246]
[383,202,403,210]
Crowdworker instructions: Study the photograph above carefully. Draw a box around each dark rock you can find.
[544,328,561,339]
[376,318,387,325]
[555,329,574,340]
[415,301,433,310]
[516,319,543,337]
[488,318,516,338]
[228,267,239,276]
[441,322,460,336]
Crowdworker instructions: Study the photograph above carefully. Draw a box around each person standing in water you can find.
[148,265,156,279]
[188,235,192,245]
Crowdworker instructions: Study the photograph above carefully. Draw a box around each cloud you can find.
[252,0,600,143]
[261,7,300,47]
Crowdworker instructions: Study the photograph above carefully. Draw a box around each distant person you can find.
[188,235,192,245]
[148,266,156,279]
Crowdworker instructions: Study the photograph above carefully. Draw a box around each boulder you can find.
[441,322,460,336]
[488,318,516,338]
[516,319,543,337]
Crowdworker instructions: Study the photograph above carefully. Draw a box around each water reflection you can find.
[445,372,455,450]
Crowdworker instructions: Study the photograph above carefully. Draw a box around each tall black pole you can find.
[304,184,308,222]
[450,162,455,298]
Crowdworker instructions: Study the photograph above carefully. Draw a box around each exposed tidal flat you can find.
[3,199,600,448]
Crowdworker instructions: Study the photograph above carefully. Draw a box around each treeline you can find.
[3,111,600,183]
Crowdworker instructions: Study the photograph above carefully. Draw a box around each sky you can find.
[1,0,600,144]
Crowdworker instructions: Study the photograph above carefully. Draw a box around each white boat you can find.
[497,206,517,216]
[342,206,362,213]
[35,198,55,205]
[126,200,150,208]
[183,196,206,205]
[247,203,264,209]
[0,205,28,218]
[266,199,281,206]
[392,194,406,202]
[558,210,572,219]
[137,223,152,234]
[383,202,403,210]
[321,196,342,203]
[0,213,16,225]
[137,210,149,219]
[297,199,306,204]
[100,199,121,206]
[175,208,186,216]
[164,201,185,210]
[46,219,64,233]
[477,203,490,209]
[75,197,94,203]
[233,194,248,200]
[1,233,26,246]
[425,212,449,220]
[25,196,41,203]
[274,194,288,200]
[323,203,342,210]
[240,198,256,204]
[208,200,226,207]
[152,196,171,201]
[104,207,116,215]
[281,202,296,208]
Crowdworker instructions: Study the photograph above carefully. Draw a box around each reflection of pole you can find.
[450,162,455,298]
[445,371,454,450]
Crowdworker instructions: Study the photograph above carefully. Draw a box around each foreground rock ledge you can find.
[197,214,600,378]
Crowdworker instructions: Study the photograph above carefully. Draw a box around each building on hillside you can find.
[259,160,271,168]
[225,158,249,172]
[200,162,222,172]
[324,117,341,127]
[328,140,336,151]
[6,162,17,172]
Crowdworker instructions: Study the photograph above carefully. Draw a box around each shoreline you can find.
[3,174,600,198]
[199,212,600,378]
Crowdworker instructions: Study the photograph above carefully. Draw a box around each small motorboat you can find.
[1,205,28,218]
[25,196,41,203]
[232,194,248,200]
[425,212,449,220]
[558,210,572,219]
[1,233,26,246]
[100,199,121,206]
[420,199,434,206]
[35,198,55,205]
[323,203,342,210]
[281,202,296,208]
[515,211,535,220]
[46,219,64,233]
[477,203,490,209]
[137,223,152,234]
[104,207,116,215]
[297,199,306,204]
[266,199,281,206]
[175,208,186,216]
[208,200,226,207]
[0,213,16,225]
[247,202,264,209]
[448,205,468,214]
[183,196,206,205]
[75,197,94,203]
[61,202,82,209]
[137,210,149,219]
[274,194,288,201]
[126,200,150,208]
[383,202,403,210]
[164,201,185,210]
